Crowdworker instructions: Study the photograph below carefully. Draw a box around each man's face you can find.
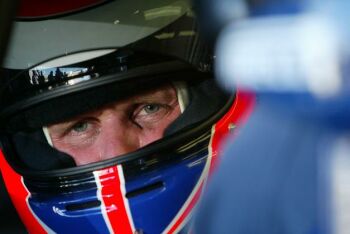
[47,83,181,166]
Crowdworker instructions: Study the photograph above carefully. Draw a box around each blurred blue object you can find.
[216,14,342,97]
[215,0,350,98]
[193,1,350,234]
[194,94,329,234]
[194,93,350,234]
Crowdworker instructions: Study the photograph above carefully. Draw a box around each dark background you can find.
[0,0,27,232]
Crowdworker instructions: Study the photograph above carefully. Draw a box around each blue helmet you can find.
[0,1,254,233]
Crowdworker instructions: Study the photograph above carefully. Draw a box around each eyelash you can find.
[71,122,89,132]
[140,103,162,114]
[66,118,96,136]
[64,103,170,135]
[131,103,168,125]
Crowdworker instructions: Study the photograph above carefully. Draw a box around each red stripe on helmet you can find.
[0,150,47,233]
[94,165,135,234]
[163,137,215,233]
[163,90,255,233]
[164,180,205,234]
[209,90,256,174]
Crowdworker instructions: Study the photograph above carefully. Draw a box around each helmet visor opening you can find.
[1,69,231,176]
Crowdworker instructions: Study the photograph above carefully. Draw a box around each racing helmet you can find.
[0,0,254,233]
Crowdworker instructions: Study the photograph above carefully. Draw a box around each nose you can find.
[98,116,141,160]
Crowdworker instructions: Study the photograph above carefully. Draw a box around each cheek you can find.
[52,139,105,166]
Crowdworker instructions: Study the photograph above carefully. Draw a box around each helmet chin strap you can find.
[42,82,189,147]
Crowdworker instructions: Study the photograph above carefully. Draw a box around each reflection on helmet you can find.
[0,1,254,233]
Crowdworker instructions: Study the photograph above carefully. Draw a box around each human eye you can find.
[49,118,101,149]
[66,119,99,138]
[139,104,162,115]
[71,121,89,133]
[132,103,169,126]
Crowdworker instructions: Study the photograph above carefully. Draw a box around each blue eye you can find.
[72,122,88,132]
[143,104,160,114]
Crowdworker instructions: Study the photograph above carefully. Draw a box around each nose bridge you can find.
[101,111,140,158]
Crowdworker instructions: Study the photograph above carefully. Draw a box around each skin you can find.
[48,84,181,166]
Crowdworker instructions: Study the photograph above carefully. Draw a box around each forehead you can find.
[123,82,177,102]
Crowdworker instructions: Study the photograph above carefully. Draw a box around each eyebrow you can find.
[131,88,177,103]
[48,110,102,135]
[48,85,178,132]
[48,121,77,136]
